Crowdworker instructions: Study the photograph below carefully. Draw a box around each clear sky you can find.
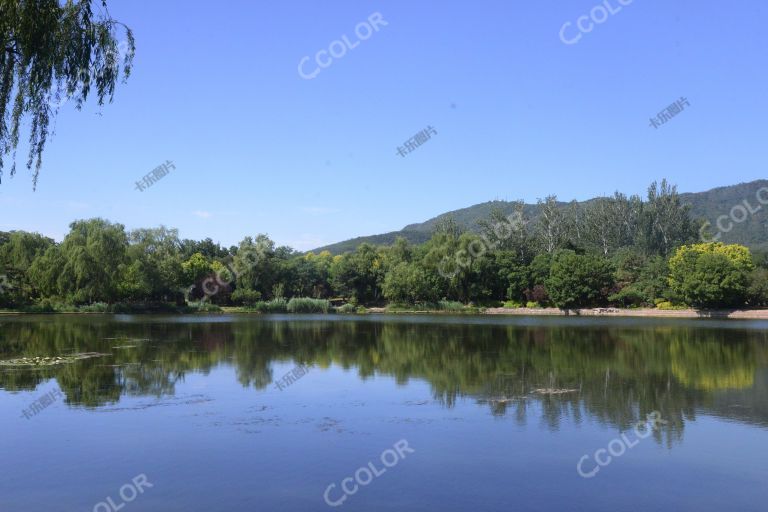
[1,0,766,250]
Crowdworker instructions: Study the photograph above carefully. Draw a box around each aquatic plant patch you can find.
[0,352,109,367]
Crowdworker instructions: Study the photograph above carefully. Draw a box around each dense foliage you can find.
[0,0,134,187]
[668,243,755,308]
[1,181,767,311]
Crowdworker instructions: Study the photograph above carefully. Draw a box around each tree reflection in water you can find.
[1,315,766,446]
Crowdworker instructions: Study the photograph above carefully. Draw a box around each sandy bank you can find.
[482,307,768,319]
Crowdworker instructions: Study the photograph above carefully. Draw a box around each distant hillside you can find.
[312,180,768,254]
[681,180,768,250]
[313,230,433,255]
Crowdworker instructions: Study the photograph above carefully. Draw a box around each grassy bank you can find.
[0,301,223,314]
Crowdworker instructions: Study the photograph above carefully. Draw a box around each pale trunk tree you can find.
[536,196,565,254]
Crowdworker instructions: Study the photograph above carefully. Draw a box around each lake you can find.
[2,314,767,511]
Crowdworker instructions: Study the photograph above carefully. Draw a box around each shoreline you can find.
[480,307,768,319]
[3,306,768,320]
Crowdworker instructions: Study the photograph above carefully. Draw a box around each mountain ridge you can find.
[312,180,768,254]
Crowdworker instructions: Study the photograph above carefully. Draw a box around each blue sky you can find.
[1,0,766,250]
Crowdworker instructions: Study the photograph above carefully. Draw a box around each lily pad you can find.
[0,352,109,367]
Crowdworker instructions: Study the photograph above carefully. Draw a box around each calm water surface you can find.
[1,314,767,511]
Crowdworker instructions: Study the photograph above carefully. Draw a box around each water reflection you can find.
[1,315,767,441]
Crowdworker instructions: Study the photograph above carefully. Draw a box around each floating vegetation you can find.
[95,395,214,412]
[487,397,516,404]
[0,353,109,367]
[533,388,579,395]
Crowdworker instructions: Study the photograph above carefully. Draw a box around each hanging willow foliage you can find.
[0,0,134,188]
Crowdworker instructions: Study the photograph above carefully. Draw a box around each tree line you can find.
[1,180,767,311]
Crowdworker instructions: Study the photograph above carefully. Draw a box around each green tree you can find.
[546,250,615,308]
[0,0,134,186]
[382,262,438,304]
[331,244,384,303]
[0,230,53,304]
[535,195,568,254]
[582,194,641,256]
[179,237,230,260]
[523,252,554,304]
[381,237,413,268]
[609,249,669,306]
[121,227,183,302]
[421,222,462,301]
[180,252,213,301]
[747,268,768,306]
[477,203,534,263]
[0,230,53,268]
[668,243,755,308]
[639,180,696,256]
[280,251,333,299]
[57,218,128,303]
[181,252,212,285]
[231,235,294,300]
[498,252,529,303]
[26,244,63,300]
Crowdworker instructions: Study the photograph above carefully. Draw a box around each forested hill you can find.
[313,180,768,254]
[681,180,768,249]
